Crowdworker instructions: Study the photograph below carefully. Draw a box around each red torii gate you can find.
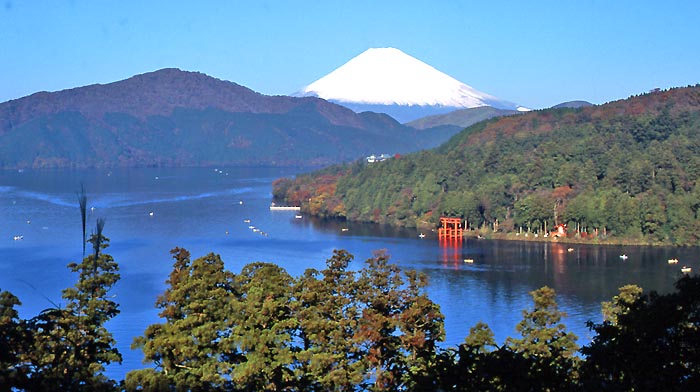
[438,217,463,239]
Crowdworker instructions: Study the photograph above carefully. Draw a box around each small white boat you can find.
[244,219,251,223]
[464,258,474,264]
[619,254,628,260]
[341,228,349,232]
[13,235,23,241]
[149,211,154,217]
[418,233,425,238]
[295,215,303,219]
[567,248,574,252]
[270,205,301,211]
[668,258,679,264]
[681,266,692,274]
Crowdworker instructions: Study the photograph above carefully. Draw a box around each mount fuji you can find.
[296,47,528,123]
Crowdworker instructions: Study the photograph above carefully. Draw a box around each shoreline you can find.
[467,231,664,247]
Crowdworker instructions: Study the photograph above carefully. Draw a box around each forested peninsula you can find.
[274,86,700,246]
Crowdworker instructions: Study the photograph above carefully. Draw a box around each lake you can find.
[0,167,693,380]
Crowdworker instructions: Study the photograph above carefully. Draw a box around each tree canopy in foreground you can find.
[2,245,700,391]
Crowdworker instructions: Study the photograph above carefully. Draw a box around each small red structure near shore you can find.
[551,224,567,238]
[438,217,463,239]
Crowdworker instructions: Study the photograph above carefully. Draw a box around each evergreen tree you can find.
[581,276,700,391]
[505,286,579,390]
[128,248,235,391]
[225,262,297,391]
[293,250,366,390]
[600,284,643,324]
[0,290,28,390]
[355,250,445,391]
[24,222,121,390]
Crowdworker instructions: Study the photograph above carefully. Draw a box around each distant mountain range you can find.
[406,106,520,130]
[551,101,594,109]
[0,69,459,169]
[295,47,529,123]
[405,102,595,130]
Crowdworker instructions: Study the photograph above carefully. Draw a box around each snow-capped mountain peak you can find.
[296,47,524,112]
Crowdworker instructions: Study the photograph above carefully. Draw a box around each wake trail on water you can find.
[13,187,254,209]
[13,191,76,207]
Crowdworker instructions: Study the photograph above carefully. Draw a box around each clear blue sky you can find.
[1,0,698,109]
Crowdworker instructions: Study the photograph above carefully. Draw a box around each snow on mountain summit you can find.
[297,47,523,111]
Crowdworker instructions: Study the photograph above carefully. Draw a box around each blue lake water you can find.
[0,167,693,380]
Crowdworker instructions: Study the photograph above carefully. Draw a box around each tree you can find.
[293,250,366,390]
[0,290,29,390]
[354,250,445,391]
[77,184,87,257]
[24,222,121,390]
[224,262,297,391]
[441,322,500,391]
[505,287,579,389]
[600,284,643,324]
[515,192,554,233]
[581,276,700,390]
[128,248,235,391]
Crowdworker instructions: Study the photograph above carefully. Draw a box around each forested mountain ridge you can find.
[0,69,455,168]
[405,106,519,130]
[273,85,700,245]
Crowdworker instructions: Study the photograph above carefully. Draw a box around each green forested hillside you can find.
[274,85,700,245]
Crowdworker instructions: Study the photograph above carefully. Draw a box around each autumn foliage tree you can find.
[129,248,445,391]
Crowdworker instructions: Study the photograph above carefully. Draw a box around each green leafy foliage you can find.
[581,276,700,390]
[128,248,236,390]
[20,226,121,391]
[129,248,445,391]
[274,86,700,244]
[0,290,28,390]
[293,249,366,390]
[4,243,700,390]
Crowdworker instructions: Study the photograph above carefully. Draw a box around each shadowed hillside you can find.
[0,69,456,168]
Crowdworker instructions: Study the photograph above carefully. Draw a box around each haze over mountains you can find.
[296,47,529,122]
[0,69,460,169]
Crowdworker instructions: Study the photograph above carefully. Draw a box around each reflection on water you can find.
[0,167,694,380]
